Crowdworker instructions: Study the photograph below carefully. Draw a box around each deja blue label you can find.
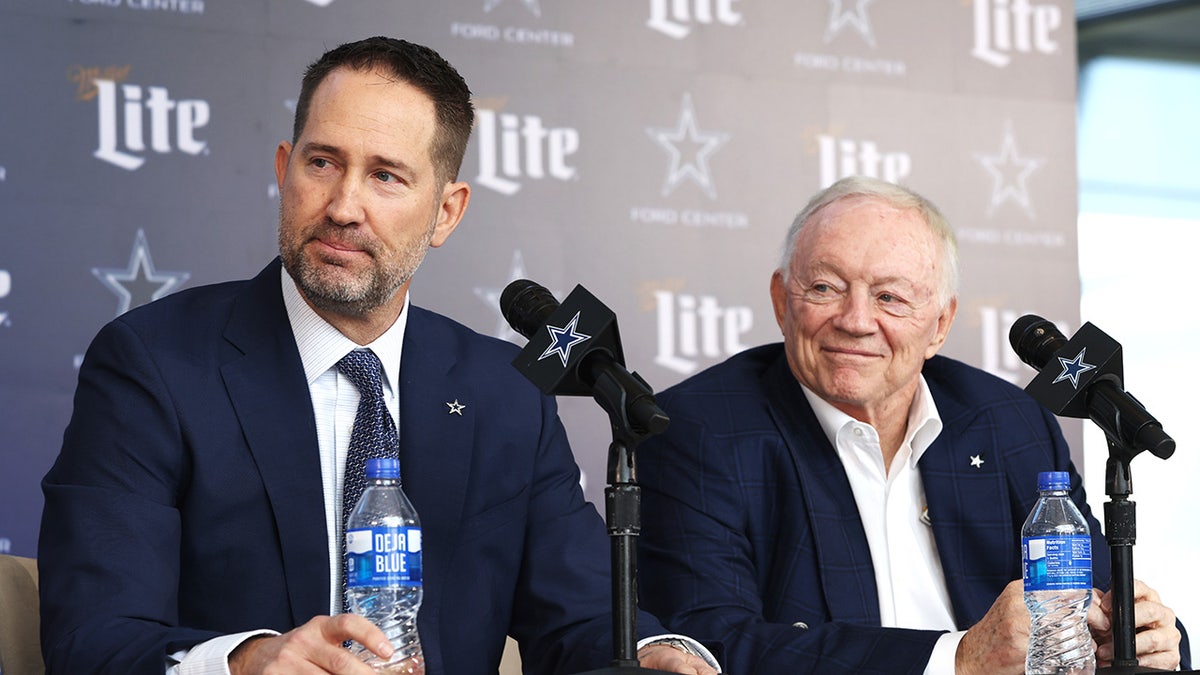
[1023,535,1092,591]
[345,526,422,588]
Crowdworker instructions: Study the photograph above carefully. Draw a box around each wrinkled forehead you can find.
[791,197,943,287]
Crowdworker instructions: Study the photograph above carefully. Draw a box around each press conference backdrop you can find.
[4,1,1081,573]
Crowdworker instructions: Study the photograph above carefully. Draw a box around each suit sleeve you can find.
[504,390,675,673]
[39,319,218,675]
[638,400,941,674]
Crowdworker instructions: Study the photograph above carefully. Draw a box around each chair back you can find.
[0,554,44,675]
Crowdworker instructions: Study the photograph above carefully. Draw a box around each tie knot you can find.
[337,349,386,400]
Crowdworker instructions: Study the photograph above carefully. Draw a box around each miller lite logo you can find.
[92,79,211,171]
[971,0,1063,68]
[980,306,1069,384]
[475,106,579,195]
[647,0,743,40]
[654,290,752,375]
[817,134,912,188]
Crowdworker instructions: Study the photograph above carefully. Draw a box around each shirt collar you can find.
[799,374,943,468]
[280,265,408,397]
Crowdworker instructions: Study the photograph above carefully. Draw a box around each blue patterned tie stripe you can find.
[337,349,399,606]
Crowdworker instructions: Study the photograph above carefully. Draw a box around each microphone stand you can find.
[1096,438,1174,674]
[574,357,671,674]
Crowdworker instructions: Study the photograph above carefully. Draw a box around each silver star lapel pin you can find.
[970,454,985,469]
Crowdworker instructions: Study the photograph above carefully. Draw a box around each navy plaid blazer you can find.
[639,344,1113,674]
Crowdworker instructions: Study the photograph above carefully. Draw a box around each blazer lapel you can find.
[220,260,330,626]
[919,368,1017,628]
[392,307,474,655]
[762,354,881,626]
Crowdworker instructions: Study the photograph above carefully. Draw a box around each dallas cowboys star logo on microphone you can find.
[1052,348,1097,389]
[539,311,591,368]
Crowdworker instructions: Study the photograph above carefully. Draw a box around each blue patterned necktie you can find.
[337,349,399,601]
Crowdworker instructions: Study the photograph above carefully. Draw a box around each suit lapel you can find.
[220,260,330,626]
[762,354,881,625]
[393,307,474,657]
[919,363,1016,628]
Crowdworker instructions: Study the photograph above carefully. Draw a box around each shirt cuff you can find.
[923,630,966,675]
[170,630,280,675]
[639,633,722,672]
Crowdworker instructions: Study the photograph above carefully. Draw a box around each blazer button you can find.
[792,622,809,629]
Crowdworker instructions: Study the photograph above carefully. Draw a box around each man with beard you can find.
[39,37,717,675]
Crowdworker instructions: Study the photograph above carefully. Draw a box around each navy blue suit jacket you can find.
[639,344,1114,674]
[40,260,642,675]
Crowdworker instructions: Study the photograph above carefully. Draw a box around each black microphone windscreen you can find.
[500,279,560,340]
[1009,314,1067,370]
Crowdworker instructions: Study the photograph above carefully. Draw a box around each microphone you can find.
[1009,315,1174,459]
[500,279,668,435]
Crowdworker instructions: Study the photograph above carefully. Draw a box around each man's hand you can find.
[229,614,394,675]
[955,580,1038,675]
[638,643,718,674]
[1089,579,1181,670]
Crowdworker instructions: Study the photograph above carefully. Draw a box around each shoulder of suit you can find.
[408,305,517,351]
[923,353,1039,413]
[660,343,785,398]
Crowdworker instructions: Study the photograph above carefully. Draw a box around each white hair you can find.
[778,175,959,306]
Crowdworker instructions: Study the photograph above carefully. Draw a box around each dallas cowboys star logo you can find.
[474,250,543,343]
[975,122,1045,218]
[484,0,541,17]
[1052,348,1097,389]
[646,93,729,199]
[446,399,466,415]
[825,0,876,47]
[539,311,591,367]
[92,229,190,317]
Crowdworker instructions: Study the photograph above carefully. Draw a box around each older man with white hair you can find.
[638,176,1186,674]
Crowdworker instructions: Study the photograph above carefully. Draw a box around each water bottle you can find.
[345,458,425,674]
[1022,470,1094,675]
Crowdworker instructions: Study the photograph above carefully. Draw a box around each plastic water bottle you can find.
[1022,470,1094,675]
[345,458,425,674]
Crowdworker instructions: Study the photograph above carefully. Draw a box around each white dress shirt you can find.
[800,377,966,674]
[173,268,408,675]
[173,269,719,673]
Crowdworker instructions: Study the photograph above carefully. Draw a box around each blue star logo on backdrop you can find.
[825,0,877,47]
[484,0,541,17]
[539,311,591,367]
[474,250,560,343]
[1052,348,1097,389]
[646,93,729,199]
[92,229,190,317]
[975,121,1045,218]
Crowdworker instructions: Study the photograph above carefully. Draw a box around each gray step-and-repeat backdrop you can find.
[2,1,1079,560]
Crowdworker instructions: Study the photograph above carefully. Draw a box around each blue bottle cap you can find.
[1037,470,1070,491]
[365,457,400,480]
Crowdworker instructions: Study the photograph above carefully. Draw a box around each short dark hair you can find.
[293,36,474,183]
